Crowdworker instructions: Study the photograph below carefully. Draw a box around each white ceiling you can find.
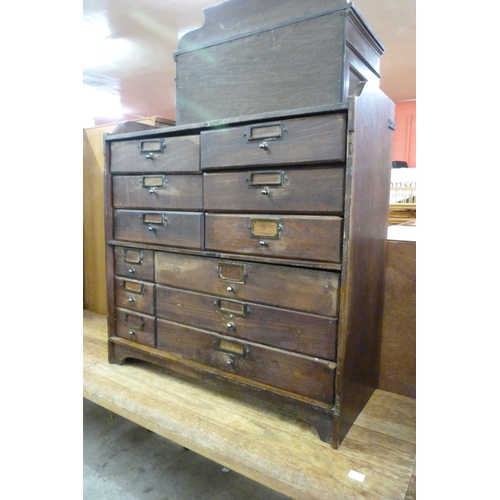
[83,0,416,127]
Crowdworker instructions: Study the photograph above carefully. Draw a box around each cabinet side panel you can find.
[335,83,394,445]
[103,137,118,353]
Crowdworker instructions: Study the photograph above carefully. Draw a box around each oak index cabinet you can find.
[103,0,394,449]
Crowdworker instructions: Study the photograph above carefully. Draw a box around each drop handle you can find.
[128,297,135,303]
[146,153,154,160]
[259,142,268,150]
[226,322,235,330]
[226,286,235,293]
[259,240,268,246]
[149,188,156,194]
[261,187,269,195]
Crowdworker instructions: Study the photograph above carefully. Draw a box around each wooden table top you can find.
[83,309,416,500]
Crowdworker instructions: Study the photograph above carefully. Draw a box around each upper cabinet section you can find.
[174,0,384,125]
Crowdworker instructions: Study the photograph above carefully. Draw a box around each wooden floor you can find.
[83,309,416,500]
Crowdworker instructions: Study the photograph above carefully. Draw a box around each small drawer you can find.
[115,307,156,347]
[204,167,344,214]
[205,214,342,263]
[114,247,154,281]
[155,252,339,317]
[110,135,200,173]
[156,286,337,359]
[157,319,336,404]
[113,210,203,250]
[113,174,203,210]
[200,114,346,170]
[114,277,155,315]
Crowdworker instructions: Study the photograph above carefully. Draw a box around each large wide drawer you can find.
[157,319,336,404]
[113,210,203,249]
[156,285,337,359]
[115,307,156,347]
[205,214,342,263]
[155,252,339,317]
[203,167,344,214]
[114,246,155,281]
[113,174,203,210]
[200,114,346,170]
[114,277,155,315]
[110,135,200,173]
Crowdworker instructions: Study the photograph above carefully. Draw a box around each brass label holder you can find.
[123,248,143,265]
[245,122,284,142]
[123,313,145,331]
[140,175,167,189]
[138,139,165,154]
[214,298,248,318]
[217,262,247,284]
[247,170,285,189]
[249,218,282,239]
[122,280,145,295]
[213,338,249,357]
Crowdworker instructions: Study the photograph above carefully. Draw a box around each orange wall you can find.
[392,100,416,168]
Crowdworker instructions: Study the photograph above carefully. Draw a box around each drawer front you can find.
[114,277,155,315]
[115,307,156,347]
[114,247,154,281]
[110,135,200,173]
[157,319,335,404]
[205,214,343,263]
[113,175,203,210]
[204,167,344,214]
[200,114,346,170]
[155,252,339,317]
[114,210,203,249]
[156,286,337,359]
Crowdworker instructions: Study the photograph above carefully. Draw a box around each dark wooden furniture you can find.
[104,0,394,449]
[379,239,416,398]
